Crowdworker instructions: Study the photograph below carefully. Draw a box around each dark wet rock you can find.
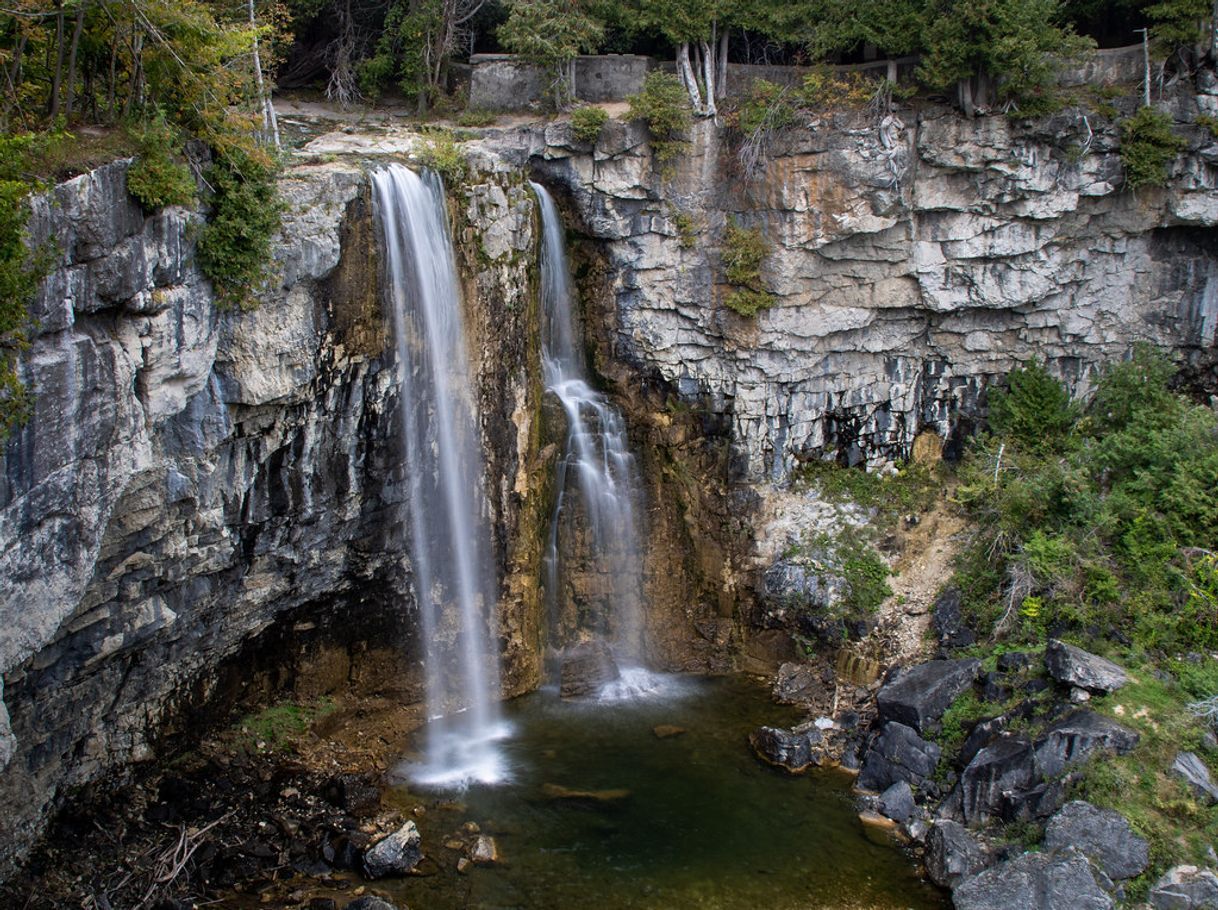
[857,722,941,793]
[307,900,338,910]
[876,659,981,733]
[559,642,620,698]
[772,661,821,704]
[878,780,916,825]
[997,652,1031,672]
[980,672,1012,704]
[925,819,990,888]
[749,725,824,773]
[1044,801,1149,882]
[1000,775,1074,823]
[362,821,422,879]
[347,898,400,910]
[325,773,381,818]
[1149,865,1218,909]
[1033,711,1138,779]
[959,716,1009,768]
[932,588,976,652]
[1045,640,1129,694]
[1171,752,1218,806]
[952,849,1114,910]
[959,734,1036,824]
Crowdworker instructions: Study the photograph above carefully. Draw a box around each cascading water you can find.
[372,164,507,786]
[532,182,667,699]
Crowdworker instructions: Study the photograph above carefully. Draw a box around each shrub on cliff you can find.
[570,106,609,143]
[627,71,692,167]
[1120,106,1187,190]
[126,113,196,212]
[721,220,775,317]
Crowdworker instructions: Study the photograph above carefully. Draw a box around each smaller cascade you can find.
[532,182,661,696]
[372,164,508,787]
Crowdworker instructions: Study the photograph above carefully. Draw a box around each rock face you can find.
[1044,801,1149,882]
[1171,752,1218,805]
[558,641,621,698]
[363,821,423,879]
[925,819,990,888]
[1045,641,1129,693]
[1150,865,1218,909]
[856,722,941,793]
[0,156,550,874]
[1032,711,1139,779]
[875,658,981,733]
[953,849,1114,910]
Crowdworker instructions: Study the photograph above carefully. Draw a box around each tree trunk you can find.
[48,4,65,119]
[958,77,974,117]
[676,42,705,114]
[717,28,728,99]
[65,3,85,119]
[700,39,717,117]
[248,0,280,148]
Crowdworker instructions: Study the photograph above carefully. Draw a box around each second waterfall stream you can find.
[532,183,665,698]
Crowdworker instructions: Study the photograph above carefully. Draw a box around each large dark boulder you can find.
[1032,711,1138,779]
[959,733,1037,824]
[1044,801,1149,882]
[876,658,981,733]
[362,822,422,879]
[1171,752,1218,806]
[1045,640,1129,694]
[857,722,942,793]
[925,819,991,888]
[749,725,824,773]
[932,587,976,652]
[952,849,1114,910]
[1149,865,1218,909]
[878,780,917,825]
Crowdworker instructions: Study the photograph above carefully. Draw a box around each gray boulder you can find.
[1045,640,1129,694]
[1172,752,1218,806]
[1044,801,1149,881]
[878,780,917,825]
[1149,865,1218,909]
[924,819,990,888]
[1033,711,1138,779]
[952,849,1113,910]
[362,821,423,879]
[856,722,942,793]
[959,734,1037,824]
[876,658,981,733]
[749,725,823,773]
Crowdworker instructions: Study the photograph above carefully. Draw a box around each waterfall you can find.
[532,182,653,681]
[372,164,507,787]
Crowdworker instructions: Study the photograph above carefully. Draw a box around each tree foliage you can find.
[1119,105,1187,188]
[498,0,603,108]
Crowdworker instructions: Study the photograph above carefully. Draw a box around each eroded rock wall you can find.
[0,154,546,874]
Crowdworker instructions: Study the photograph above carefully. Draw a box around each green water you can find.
[385,675,947,910]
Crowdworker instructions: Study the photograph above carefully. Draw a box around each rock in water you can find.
[924,820,990,888]
[559,642,620,698]
[347,899,401,910]
[1149,865,1218,909]
[362,821,422,879]
[1171,752,1218,805]
[1045,640,1129,693]
[749,725,824,773]
[469,835,498,865]
[952,850,1113,910]
[877,780,916,825]
[856,722,941,793]
[541,783,631,802]
[1044,801,1149,882]
[876,659,981,733]
[652,725,687,739]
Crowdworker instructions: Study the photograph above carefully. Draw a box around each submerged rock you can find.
[924,819,990,888]
[952,849,1113,910]
[856,722,941,793]
[362,822,422,879]
[1149,865,1218,909]
[749,725,824,773]
[652,724,687,739]
[346,899,400,910]
[469,835,498,865]
[1045,641,1129,694]
[541,783,631,802]
[1044,801,1149,882]
[559,642,621,698]
[1171,752,1218,805]
[876,659,981,733]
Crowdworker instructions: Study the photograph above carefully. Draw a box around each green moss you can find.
[672,211,698,249]
[232,697,337,752]
[794,459,942,533]
[417,132,469,184]
[1196,113,1218,138]
[721,219,775,317]
[627,71,692,168]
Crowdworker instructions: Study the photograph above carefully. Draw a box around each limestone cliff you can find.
[0,151,546,873]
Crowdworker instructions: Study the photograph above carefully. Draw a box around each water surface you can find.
[386,675,948,910]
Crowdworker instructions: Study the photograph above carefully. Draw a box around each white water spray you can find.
[373,164,507,787]
[532,183,655,687]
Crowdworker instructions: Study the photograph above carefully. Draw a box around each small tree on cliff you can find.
[499,0,604,109]
[627,0,734,116]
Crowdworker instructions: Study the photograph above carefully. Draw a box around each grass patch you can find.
[229,697,337,753]
[794,459,943,533]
